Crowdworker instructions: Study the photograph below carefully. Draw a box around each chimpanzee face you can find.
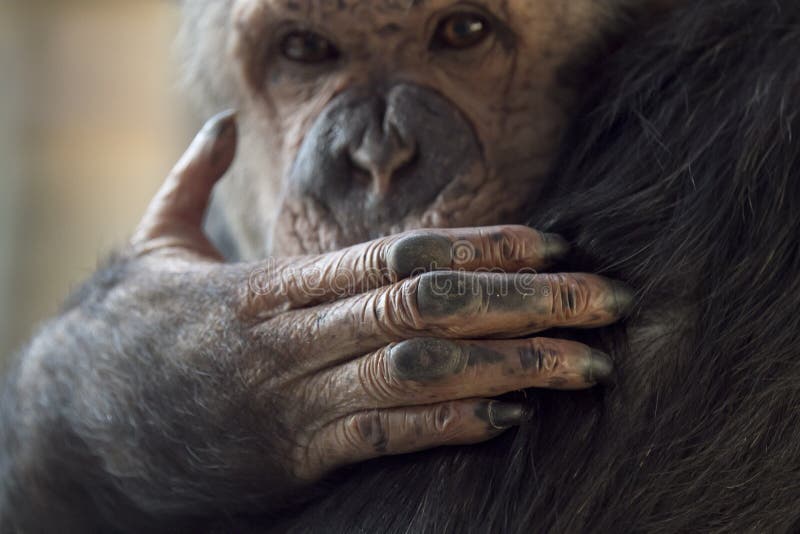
[181,0,645,258]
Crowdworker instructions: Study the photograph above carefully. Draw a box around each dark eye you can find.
[432,13,491,50]
[280,31,339,63]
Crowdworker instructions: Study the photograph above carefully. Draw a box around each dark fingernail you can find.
[388,338,466,381]
[204,109,238,140]
[585,349,615,386]
[542,233,570,261]
[387,234,452,278]
[482,401,529,429]
[610,280,636,317]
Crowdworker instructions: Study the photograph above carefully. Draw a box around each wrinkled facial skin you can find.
[184,0,630,258]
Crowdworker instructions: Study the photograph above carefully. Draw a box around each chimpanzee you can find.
[4,0,799,532]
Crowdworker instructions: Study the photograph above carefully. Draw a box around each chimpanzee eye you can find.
[280,31,339,63]
[432,12,491,50]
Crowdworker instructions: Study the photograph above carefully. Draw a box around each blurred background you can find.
[0,1,193,365]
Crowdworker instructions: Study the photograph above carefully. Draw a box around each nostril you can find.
[384,124,417,174]
[349,124,417,197]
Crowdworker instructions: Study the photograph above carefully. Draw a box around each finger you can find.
[242,225,569,313]
[382,225,569,276]
[132,110,237,258]
[317,338,612,413]
[298,399,527,481]
[270,272,633,367]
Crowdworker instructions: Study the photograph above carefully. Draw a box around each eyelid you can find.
[281,30,339,62]
[267,22,345,73]
[425,2,513,52]
[273,22,340,55]
[432,12,490,50]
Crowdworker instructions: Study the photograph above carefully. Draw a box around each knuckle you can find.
[483,226,540,265]
[518,338,563,375]
[301,370,336,410]
[235,263,288,322]
[360,240,395,287]
[289,440,319,482]
[492,227,524,263]
[416,272,483,320]
[387,232,452,278]
[367,279,423,335]
[344,411,388,453]
[427,402,461,437]
[358,346,413,404]
[545,274,589,320]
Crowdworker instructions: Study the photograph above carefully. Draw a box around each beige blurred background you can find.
[0,1,194,365]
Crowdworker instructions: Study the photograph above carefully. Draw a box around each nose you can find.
[349,106,416,197]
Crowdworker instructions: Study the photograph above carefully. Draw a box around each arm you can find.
[0,112,631,533]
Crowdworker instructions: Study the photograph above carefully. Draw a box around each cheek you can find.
[257,73,356,170]
[430,47,579,183]
[462,0,603,158]
[486,69,572,170]
[215,123,288,259]
[279,98,335,161]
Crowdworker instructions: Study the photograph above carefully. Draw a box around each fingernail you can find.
[203,109,238,140]
[542,233,570,261]
[485,401,529,429]
[610,280,636,317]
[585,349,615,386]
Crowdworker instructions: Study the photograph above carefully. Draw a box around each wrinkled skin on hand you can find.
[6,112,632,521]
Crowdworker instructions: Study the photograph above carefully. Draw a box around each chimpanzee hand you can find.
[1,111,633,528]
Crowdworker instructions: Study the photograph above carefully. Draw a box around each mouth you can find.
[275,83,490,254]
[273,164,489,255]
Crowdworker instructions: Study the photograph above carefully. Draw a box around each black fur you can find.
[266,1,800,532]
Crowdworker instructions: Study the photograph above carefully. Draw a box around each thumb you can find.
[132,110,237,259]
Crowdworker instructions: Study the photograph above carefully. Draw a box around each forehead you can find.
[232,0,606,44]
[234,0,594,23]
[261,0,496,15]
